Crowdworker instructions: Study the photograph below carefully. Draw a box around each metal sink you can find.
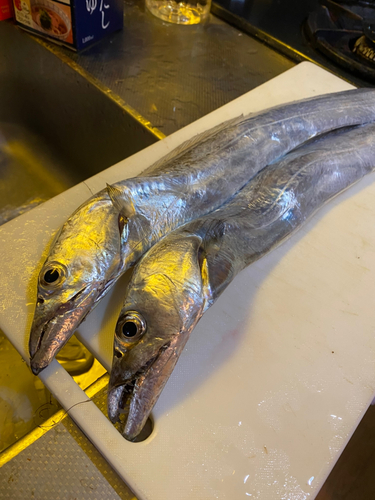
[0,21,161,458]
[0,21,160,211]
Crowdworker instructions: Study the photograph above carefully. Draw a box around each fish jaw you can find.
[107,331,190,441]
[29,283,106,375]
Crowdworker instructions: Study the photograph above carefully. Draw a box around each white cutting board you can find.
[1,62,375,500]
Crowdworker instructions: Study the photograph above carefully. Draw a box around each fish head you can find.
[29,194,123,375]
[108,232,207,440]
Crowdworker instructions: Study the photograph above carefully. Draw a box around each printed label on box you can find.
[14,0,73,44]
[74,0,123,50]
[0,0,13,20]
[13,0,122,50]
[14,0,32,26]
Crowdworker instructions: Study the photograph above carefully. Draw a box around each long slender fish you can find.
[108,123,375,440]
[29,89,375,374]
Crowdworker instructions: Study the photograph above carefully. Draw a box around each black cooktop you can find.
[211,0,375,87]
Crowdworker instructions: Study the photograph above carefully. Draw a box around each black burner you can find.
[211,0,374,86]
[305,1,375,81]
[354,35,375,61]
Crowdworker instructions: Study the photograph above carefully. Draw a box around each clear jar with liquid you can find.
[146,0,211,25]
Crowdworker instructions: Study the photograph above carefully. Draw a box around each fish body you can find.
[108,123,375,440]
[30,89,375,374]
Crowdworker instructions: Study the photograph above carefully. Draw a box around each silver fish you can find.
[108,123,375,440]
[29,89,375,374]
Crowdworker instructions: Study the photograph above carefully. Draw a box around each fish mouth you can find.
[107,333,189,441]
[108,352,161,424]
[29,284,102,375]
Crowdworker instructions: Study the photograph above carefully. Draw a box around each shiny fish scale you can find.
[30,89,375,374]
[109,123,375,440]
[115,89,375,268]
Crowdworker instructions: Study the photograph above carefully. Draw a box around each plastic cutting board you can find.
[1,62,375,499]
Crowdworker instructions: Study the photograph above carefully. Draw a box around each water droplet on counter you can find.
[244,474,249,484]
[308,476,314,486]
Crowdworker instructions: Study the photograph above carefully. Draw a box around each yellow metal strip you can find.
[0,373,110,468]
[33,37,166,141]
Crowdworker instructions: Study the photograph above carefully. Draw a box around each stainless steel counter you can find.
[35,0,294,136]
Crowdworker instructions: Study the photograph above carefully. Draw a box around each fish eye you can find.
[44,269,59,283]
[123,321,138,338]
[116,311,146,344]
[40,262,66,288]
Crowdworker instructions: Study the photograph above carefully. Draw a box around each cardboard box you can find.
[12,0,123,50]
[0,0,13,20]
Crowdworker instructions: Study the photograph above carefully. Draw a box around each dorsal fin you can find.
[145,115,245,174]
[106,183,135,219]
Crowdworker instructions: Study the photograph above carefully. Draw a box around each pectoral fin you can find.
[106,183,136,219]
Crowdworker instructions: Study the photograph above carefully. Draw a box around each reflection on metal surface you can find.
[56,335,95,377]
[33,36,166,141]
[0,330,106,462]
[0,377,137,500]
[2,138,70,198]
[43,0,295,136]
[0,332,60,455]
[0,20,162,212]
[58,335,107,385]
[0,374,109,468]
[211,1,317,65]
[0,124,71,211]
